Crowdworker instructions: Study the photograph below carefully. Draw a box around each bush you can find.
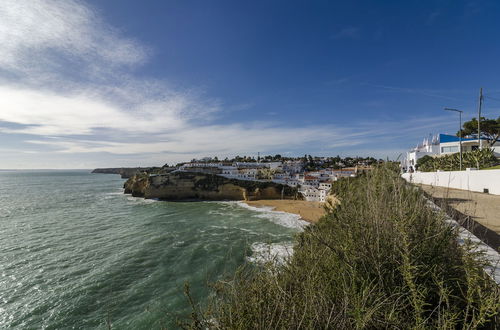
[418,147,498,172]
[183,164,499,329]
[416,155,434,171]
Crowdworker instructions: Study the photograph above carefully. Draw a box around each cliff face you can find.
[123,171,299,201]
[123,173,150,197]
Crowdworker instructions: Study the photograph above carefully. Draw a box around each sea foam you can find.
[233,201,309,230]
[126,196,159,204]
[248,242,294,265]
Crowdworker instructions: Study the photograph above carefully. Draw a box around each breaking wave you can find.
[248,242,295,265]
[233,202,309,230]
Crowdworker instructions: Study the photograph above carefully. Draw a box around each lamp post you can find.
[444,108,463,171]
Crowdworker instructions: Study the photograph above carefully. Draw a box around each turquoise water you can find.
[0,170,304,329]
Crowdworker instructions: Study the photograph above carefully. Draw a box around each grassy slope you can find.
[184,164,499,329]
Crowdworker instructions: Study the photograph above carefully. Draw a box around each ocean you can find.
[0,170,307,329]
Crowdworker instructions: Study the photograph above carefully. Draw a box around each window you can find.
[441,146,459,153]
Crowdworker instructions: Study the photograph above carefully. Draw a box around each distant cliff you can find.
[124,171,300,201]
[91,167,151,178]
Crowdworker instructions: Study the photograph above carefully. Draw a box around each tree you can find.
[416,155,434,171]
[256,168,277,180]
[458,116,500,147]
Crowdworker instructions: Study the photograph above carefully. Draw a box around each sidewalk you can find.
[419,184,500,234]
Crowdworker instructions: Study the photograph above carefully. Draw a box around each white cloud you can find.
[0,0,221,163]
[331,27,360,39]
[0,0,146,74]
[26,124,350,155]
[0,1,448,169]
[0,85,197,136]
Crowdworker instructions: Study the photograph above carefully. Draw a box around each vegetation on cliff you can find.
[183,164,500,328]
[92,166,175,178]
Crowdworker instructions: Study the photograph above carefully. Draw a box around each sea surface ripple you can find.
[0,170,301,329]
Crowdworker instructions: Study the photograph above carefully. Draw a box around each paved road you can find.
[419,184,500,234]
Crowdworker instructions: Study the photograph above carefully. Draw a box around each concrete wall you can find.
[402,169,500,195]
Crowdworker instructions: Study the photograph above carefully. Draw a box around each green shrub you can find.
[419,148,498,172]
[183,164,499,329]
[416,155,435,171]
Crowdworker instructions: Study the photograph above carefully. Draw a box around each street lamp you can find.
[444,108,463,171]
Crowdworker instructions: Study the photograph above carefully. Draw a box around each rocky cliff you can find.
[124,171,300,201]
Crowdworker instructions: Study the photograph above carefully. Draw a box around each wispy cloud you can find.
[0,1,450,168]
[0,1,218,163]
[426,10,440,26]
[365,83,462,101]
[331,27,360,39]
[23,115,455,159]
[0,0,146,77]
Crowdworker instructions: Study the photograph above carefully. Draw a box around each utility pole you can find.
[477,87,483,150]
[444,108,464,171]
[459,110,462,170]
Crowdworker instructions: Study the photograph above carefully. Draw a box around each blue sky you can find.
[1,0,499,168]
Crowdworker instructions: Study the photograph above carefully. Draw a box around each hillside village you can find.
[164,156,378,202]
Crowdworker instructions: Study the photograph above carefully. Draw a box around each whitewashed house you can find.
[219,166,239,178]
[319,182,332,191]
[282,160,304,174]
[402,133,500,172]
[301,175,320,187]
[300,186,321,201]
[300,185,330,202]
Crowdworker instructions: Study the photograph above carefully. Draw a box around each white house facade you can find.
[403,134,500,172]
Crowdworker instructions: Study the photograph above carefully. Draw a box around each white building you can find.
[404,135,440,172]
[300,186,330,202]
[180,162,221,170]
[300,175,319,187]
[319,189,328,202]
[300,181,332,202]
[233,162,282,169]
[282,160,304,174]
[403,134,500,172]
[319,182,332,191]
[300,186,321,201]
[220,166,239,177]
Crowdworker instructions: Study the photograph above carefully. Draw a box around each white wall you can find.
[402,169,500,195]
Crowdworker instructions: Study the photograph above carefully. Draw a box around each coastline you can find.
[243,200,325,223]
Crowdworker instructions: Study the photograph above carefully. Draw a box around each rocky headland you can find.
[92,167,174,179]
[123,171,300,201]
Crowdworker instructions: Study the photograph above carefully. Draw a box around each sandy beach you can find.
[244,200,326,223]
